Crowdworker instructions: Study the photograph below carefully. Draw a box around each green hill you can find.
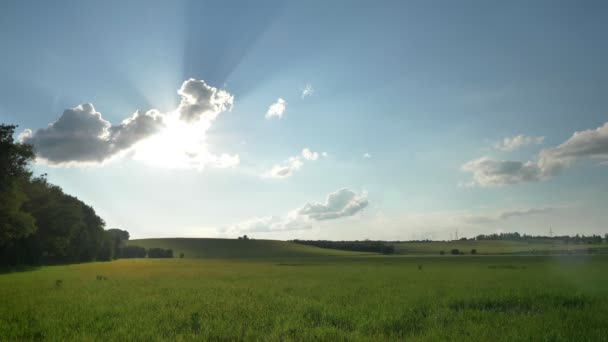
[395,239,605,255]
[127,238,367,259]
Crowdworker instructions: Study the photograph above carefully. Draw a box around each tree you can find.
[471,249,477,255]
[0,124,37,255]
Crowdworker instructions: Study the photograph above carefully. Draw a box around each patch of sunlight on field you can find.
[1,256,607,340]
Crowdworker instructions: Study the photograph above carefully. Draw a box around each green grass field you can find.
[1,253,607,341]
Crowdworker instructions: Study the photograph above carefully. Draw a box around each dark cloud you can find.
[177,78,234,122]
[21,104,164,165]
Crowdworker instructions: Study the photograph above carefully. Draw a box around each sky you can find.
[1,0,608,240]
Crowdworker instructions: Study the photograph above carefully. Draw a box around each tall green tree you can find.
[0,124,36,252]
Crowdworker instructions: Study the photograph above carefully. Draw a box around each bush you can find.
[148,248,173,258]
[440,251,445,255]
[471,249,477,255]
[120,246,147,258]
[451,249,460,255]
[179,252,184,258]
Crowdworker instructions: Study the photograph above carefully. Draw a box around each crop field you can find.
[1,254,607,341]
[394,240,607,255]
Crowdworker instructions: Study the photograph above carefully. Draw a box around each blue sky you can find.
[1,0,608,239]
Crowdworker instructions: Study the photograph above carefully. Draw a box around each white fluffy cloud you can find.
[302,148,319,161]
[224,188,368,235]
[20,104,164,165]
[21,79,238,169]
[463,121,608,186]
[495,134,544,151]
[301,84,314,98]
[176,79,234,122]
[363,153,371,159]
[269,157,303,178]
[299,188,369,221]
[267,148,322,178]
[265,98,286,119]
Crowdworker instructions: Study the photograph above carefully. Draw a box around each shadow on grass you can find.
[0,264,41,275]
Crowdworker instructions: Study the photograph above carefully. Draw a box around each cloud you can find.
[461,207,554,224]
[301,84,314,98]
[20,104,164,165]
[302,148,319,161]
[266,98,286,119]
[224,188,368,235]
[298,188,369,221]
[21,79,238,169]
[363,153,371,159]
[223,211,312,234]
[176,78,234,122]
[266,148,322,178]
[463,121,608,186]
[495,134,544,151]
[268,157,303,178]
[461,157,542,186]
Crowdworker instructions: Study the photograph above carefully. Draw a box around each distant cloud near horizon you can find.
[494,134,544,151]
[20,79,238,169]
[224,188,368,235]
[265,98,286,119]
[463,121,608,186]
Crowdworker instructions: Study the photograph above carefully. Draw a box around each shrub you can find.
[120,246,147,258]
[439,251,445,255]
[451,249,460,255]
[471,249,477,255]
[148,248,173,258]
[179,252,184,258]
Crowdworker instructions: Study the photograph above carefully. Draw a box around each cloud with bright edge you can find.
[265,98,286,119]
[494,134,544,151]
[223,188,368,235]
[463,121,608,186]
[301,84,314,98]
[20,79,238,169]
[267,148,322,178]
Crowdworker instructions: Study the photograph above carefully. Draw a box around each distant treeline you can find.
[471,232,607,244]
[291,240,395,254]
[1,124,156,266]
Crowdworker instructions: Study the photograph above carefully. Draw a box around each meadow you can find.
[1,253,607,341]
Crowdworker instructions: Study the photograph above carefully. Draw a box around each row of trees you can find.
[1,124,131,266]
[291,239,395,254]
[473,232,607,244]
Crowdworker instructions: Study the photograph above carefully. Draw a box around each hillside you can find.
[127,238,368,259]
[395,239,607,255]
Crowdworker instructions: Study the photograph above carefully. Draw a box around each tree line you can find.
[0,124,176,266]
[291,239,395,254]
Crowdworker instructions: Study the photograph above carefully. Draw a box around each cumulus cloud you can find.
[495,134,544,151]
[266,148,322,178]
[463,121,608,186]
[21,79,238,169]
[302,148,319,161]
[301,84,314,98]
[224,188,368,235]
[269,157,303,178]
[176,78,234,122]
[266,98,286,119]
[298,188,369,221]
[461,157,542,186]
[363,153,371,159]
[20,104,164,165]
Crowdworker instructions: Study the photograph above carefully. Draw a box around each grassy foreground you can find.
[1,255,607,341]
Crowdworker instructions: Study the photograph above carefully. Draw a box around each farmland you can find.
[1,252,607,341]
